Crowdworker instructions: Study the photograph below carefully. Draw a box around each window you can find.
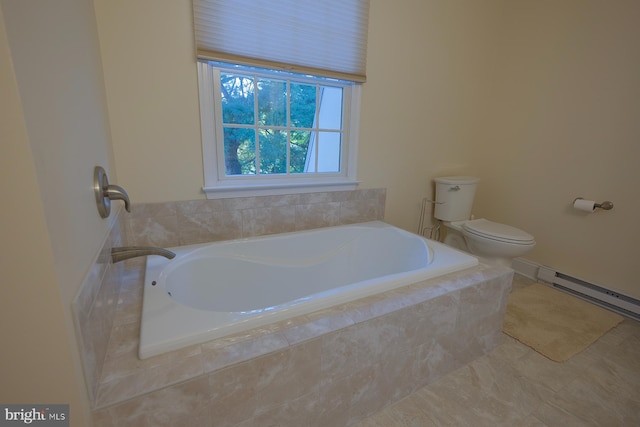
[198,62,361,197]
[192,0,369,198]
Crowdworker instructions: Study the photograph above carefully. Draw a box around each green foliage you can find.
[220,73,317,175]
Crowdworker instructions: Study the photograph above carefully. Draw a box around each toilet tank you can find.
[434,176,479,221]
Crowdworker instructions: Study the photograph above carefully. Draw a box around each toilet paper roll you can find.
[573,198,596,213]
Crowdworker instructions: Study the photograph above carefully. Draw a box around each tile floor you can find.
[354,275,640,427]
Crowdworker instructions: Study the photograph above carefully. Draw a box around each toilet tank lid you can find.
[434,176,479,185]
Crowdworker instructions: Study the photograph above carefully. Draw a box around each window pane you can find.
[258,79,286,127]
[317,132,341,172]
[259,129,287,174]
[318,86,343,130]
[221,74,254,125]
[290,83,317,128]
[224,127,255,175]
[289,130,311,173]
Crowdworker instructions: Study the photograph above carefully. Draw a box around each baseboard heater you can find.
[537,266,640,321]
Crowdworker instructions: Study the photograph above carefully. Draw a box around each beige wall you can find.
[2,1,637,422]
[0,1,638,425]
[471,0,640,298]
[0,6,83,415]
[1,0,116,425]
[93,0,502,228]
[96,0,640,299]
[358,0,503,230]
[94,0,203,203]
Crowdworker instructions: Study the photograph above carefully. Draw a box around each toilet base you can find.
[443,233,467,252]
[443,227,516,269]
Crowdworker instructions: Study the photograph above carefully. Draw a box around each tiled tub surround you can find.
[73,210,126,403]
[92,263,513,426]
[74,188,514,426]
[74,189,386,406]
[139,221,478,359]
[124,188,387,247]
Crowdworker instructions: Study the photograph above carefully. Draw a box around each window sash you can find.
[193,0,369,83]
[198,61,361,198]
[212,64,349,179]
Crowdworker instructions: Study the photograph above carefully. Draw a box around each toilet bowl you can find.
[433,176,536,268]
[443,219,535,267]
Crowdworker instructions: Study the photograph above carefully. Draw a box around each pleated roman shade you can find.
[193,0,369,82]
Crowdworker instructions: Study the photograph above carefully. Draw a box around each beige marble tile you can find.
[408,292,459,340]
[341,289,417,324]
[174,198,224,215]
[294,201,341,230]
[407,387,484,426]
[281,307,355,345]
[413,336,460,387]
[73,211,126,403]
[87,193,527,426]
[384,394,436,426]
[512,344,587,393]
[372,346,418,404]
[241,205,297,237]
[221,195,265,211]
[261,193,301,207]
[531,400,593,427]
[339,197,385,224]
[98,376,212,427]
[201,331,290,373]
[128,201,178,220]
[353,411,401,427]
[547,374,640,426]
[355,280,640,427]
[298,190,353,204]
[206,339,324,426]
[125,214,180,247]
[254,340,323,409]
[177,209,243,245]
[341,365,382,424]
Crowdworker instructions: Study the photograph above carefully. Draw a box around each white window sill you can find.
[203,179,361,199]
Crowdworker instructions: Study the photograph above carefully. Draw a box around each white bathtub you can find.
[139,221,477,359]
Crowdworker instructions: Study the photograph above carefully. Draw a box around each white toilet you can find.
[434,176,535,268]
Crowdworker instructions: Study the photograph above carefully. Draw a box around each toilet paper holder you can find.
[573,197,614,211]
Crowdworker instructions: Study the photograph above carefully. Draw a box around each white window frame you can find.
[198,61,361,198]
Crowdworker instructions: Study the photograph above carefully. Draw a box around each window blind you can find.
[193,0,369,83]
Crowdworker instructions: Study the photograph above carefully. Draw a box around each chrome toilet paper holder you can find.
[573,197,614,211]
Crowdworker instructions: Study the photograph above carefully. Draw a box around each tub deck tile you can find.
[201,331,290,373]
[282,306,355,344]
[92,262,513,426]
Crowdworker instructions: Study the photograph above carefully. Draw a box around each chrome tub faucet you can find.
[111,246,176,263]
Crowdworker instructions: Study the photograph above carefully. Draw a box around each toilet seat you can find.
[462,219,535,245]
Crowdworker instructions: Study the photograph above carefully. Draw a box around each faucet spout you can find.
[111,246,176,263]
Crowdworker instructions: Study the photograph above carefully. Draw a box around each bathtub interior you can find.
[161,223,432,312]
[139,221,478,359]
